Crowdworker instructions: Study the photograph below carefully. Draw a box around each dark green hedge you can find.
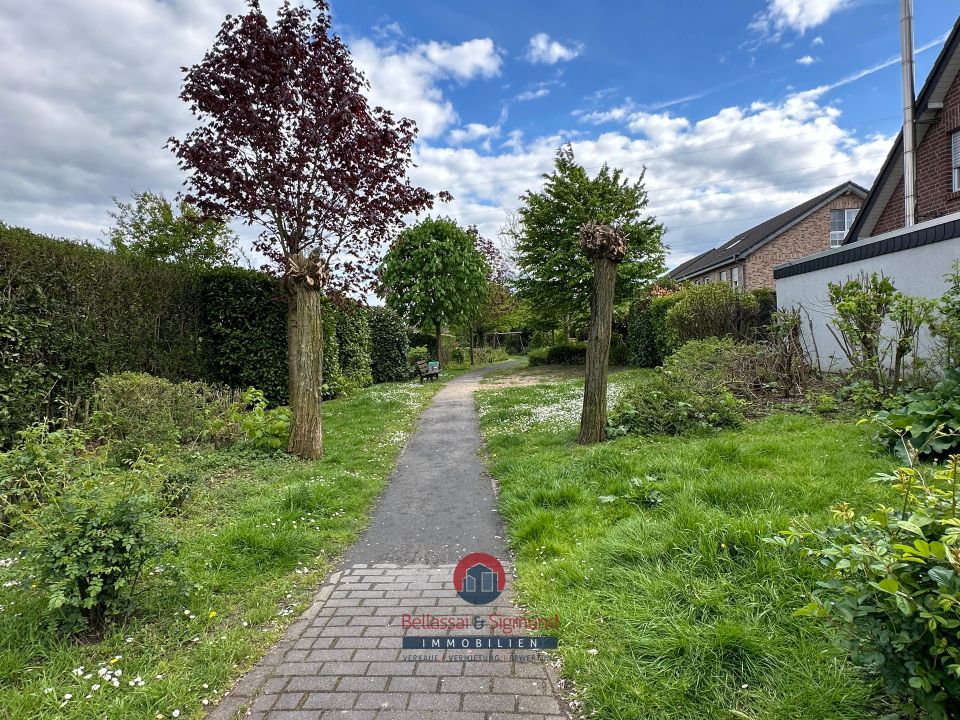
[200,266,288,403]
[1,224,204,441]
[367,307,409,383]
[0,224,385,444]
[528,342,587,366]
[334,301,372,393]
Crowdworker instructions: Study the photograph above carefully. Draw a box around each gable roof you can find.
[845,15,960,242]
[669,181,868,280]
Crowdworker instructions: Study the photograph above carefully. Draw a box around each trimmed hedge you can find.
[334,302,373,393]
[1,224,204,442]
[528,342,587,366]
[367,307,409,383]
[200,266,288,403]
[0,225,391,444]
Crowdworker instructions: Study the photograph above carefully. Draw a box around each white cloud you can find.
[516,87,550,102]
[0,0,894,278]
[350,37,502,139]
[751,0,852,39]
[410,92,891,269]
[812,35,825,45]
[796,55,818,65]
[448,122,501,149]
[525,33,582,64]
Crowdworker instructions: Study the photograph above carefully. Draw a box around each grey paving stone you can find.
[205,365,570,720]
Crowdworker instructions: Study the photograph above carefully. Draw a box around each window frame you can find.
[952,130,960,192]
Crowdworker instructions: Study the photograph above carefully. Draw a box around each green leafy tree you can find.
[510,145,666,336]
[381,217,490,360]
[106,191,239,269]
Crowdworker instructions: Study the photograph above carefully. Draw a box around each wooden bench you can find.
[415,359,441,383]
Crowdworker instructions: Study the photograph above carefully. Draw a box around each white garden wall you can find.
[774,214,960,372]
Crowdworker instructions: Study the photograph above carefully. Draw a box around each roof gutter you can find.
[900,0,917,227]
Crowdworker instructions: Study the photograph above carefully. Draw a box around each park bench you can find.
[415,359,441,383]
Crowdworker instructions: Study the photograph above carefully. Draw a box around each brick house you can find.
[774,16,960,372]
[669,181,867,291]
[844,15,960,240]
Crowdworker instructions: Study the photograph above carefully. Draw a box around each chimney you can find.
[900,0,917,226]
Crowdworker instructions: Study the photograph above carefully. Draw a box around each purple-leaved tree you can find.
[169,0,441,458]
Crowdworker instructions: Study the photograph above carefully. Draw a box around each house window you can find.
[731,266,740,290]
[952,130,960,192]
[829,208,858,248]
[720,270,728,284]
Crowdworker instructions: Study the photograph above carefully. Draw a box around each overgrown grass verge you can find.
[477,370,895,720]
[0,379,443,719]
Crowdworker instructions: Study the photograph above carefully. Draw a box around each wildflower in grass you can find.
[172,710,181,718]
[208,610,217,619]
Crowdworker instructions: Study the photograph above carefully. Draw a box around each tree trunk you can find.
[578,257,617,445]
[469,328,475,365]
[287,290,298,409]
[287,283,324,459]
[435,320,442,364]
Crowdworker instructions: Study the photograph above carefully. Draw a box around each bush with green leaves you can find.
[933,259,960,369]
[90,372,213,461]
[527,347,549,366]
[665,282,761,345]
[665,332,810,402]
[608,369,744,437]
[199,265,288,403]
[874,370,960,460]
[528,342,587,366]
[27,480,173,631]
[366,306,409,383]
[205,388,291,452]
[828,272,935,395]
[773,456,960,718]
[407,345,429,367]
[626,291,684,367]
[0,424,91,532]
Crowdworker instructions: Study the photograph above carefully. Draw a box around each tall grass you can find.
[0,379,443,719]
[478,372,895,720]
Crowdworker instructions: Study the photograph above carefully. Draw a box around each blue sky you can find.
[1,0,958,269]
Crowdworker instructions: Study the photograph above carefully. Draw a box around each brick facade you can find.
[685,191,864,291]
[745,192,863,290]
[874,70,960,235]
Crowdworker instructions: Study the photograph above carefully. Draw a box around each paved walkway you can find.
[211,364,568,720]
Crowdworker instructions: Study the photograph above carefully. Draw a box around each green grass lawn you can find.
[477,369,897,720]
[0,379,445,719]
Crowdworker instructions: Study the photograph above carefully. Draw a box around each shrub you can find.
[90,372,211,461]
[666,282,760,345]
[874,370,960,459]
[626,291,684,367]
[933,260,960,368]
[0,225,204,445]
[205,388,290,452]
[544,342,587,365]
[473,346,510,364]
[608,370,744,437]
[0,424,91,532]
[527,348,549,366]
[665,330,810,402]
[366,306,409,383]
[407,345,429,367]
[773,456,960,718]
[828,272,935,395]
[334,302,373,393]
[28,481,172,631]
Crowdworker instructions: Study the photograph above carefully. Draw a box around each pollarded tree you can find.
[380,218,489,362]
[510,144,666,337]
[168,1,438,459]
